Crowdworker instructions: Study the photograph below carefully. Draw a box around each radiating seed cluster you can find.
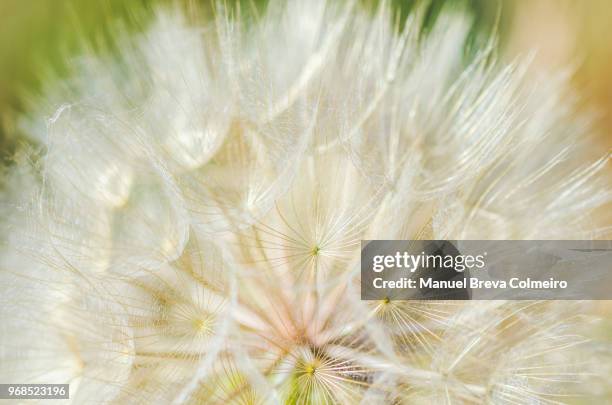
[1,1,610,404]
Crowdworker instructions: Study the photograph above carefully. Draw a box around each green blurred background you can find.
[1,0,612,163]
[0,0,146,160]
[0,0,502,162]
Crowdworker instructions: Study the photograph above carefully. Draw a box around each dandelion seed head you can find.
[1,0,610,403]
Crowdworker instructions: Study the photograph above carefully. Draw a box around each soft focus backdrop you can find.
[0,0,496,162]
[1,0,612,162]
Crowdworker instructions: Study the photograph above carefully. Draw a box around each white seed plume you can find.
[1,0,611,404]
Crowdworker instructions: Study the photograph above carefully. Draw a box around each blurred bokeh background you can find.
[1,0,611,163]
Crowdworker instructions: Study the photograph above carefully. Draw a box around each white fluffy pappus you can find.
[1,0,611,404]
